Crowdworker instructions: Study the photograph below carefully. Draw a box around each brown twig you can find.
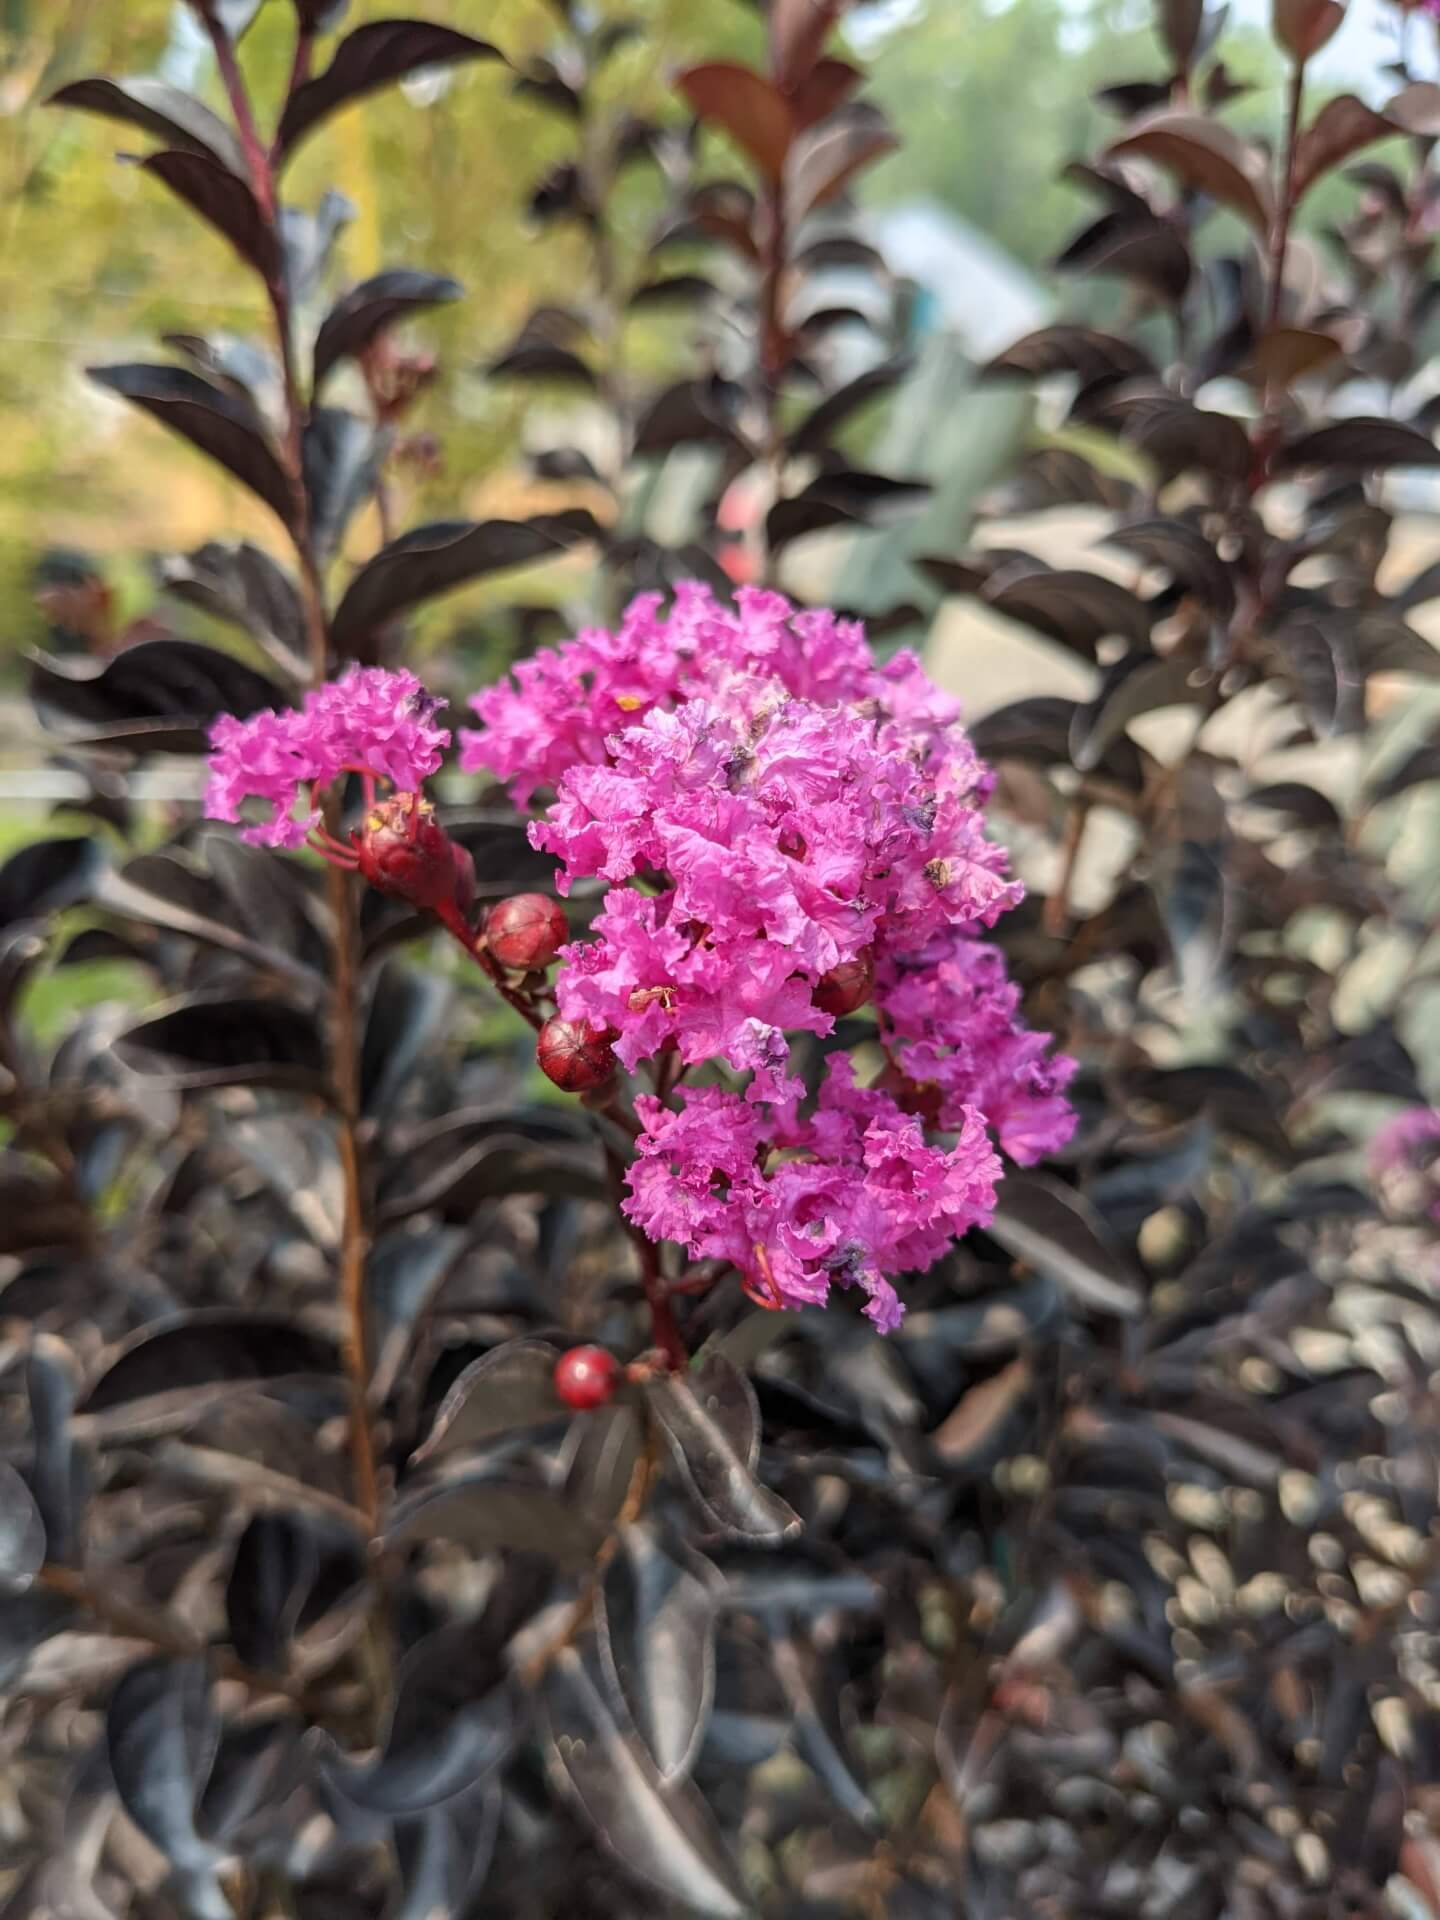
[1043,799,1090,938]
[199,4,380,1560]
[37,1562,314,1708]
[1261,56,1306,429]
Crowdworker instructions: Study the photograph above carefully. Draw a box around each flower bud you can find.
[355,795,473,917]
[537,1015,616,1092]
[813,947,874,1018]
[485,892,568,971]
[554,1344,618,1410]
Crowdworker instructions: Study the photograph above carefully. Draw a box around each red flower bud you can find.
[813,947,874,1018]
[354,796,474,918]
[537,1015,616,1092]
[554,1344,618,1411]
[485,892,568,971]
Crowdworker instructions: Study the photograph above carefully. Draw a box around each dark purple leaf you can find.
[971,696,1145,789]
[1293,95,1395,199]
[647,1353,801,1544]
[541,1647,748,1919]
[303,407,379,559]
[25,1338,81,1569]
[1106,110,1273,233]
[486,342,597,387]
[158,544,307,679]
[107,1659,221,1876]
[277,21,505,163]
[88,365,296,531]
[632,377,749,457]
[81,1311,340,1416]
[987,1172,1144,1317]
[330,516,592,654]
[1246,781,1342,830]
[1056,211,1192,303]
[788,357,911,453]
[386,1475,608,1571]
[225,1512,319,1672]
[0,1464,45,1594]
[1102,518,1236,615]
[0,837,102,929]
[46,77,246,174]
[410,1339,564,1463]
[1272,419,1440,474]
[116,994,326,1094]
[786,102,898,218]
[327,1622,513,1813]
[30,637,284,753]
[628,273,718,310]
[981,326,1154,386]
[138,151,275,276]
[313,269,463,390]
[1071,654,1202,772]
[596,1521,719,1785]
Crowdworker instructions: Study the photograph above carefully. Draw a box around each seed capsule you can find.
[537,1015,616,1092]
[813,947,874,1018]
[485,893,568,970]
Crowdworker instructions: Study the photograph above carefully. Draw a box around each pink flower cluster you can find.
[625,1060,1000,1333]
[206,666,449,847]
[463,584,1078,1329]
[1370,1107,1440,1224]
[876,933,1078,1166]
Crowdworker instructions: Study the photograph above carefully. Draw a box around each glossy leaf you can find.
[787,102,898,218]
[330,516,590,653]
[987,1173,1144,1317]
[1273,0,1346,58]
[30,636,284,753]
[313,269,463,389]
[327,1622,513,1813]
[647,1353,802,1543]
[88,365,296,530]
[1071,654,1201,771]
[47,77,246,175]
[1107,110,1273,233]
[386,1475,608,1571]
[138,152,275,276]
[116,994,326,1094]
[677,63,794,181]
[107,1658,221,1876]
[158,544,307,679]
[0,837,103,929]
[1272,418,1440,473]
[411,1338,563,1462]
[1293,94,1394,199]
[81,1311,339,1416]
[0,1463,46,1594]
[277,21,504,161]
[596,1521,719,1784]
[541,1647,748,1919]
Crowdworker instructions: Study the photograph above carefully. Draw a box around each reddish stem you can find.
[435,902,546,1030]
[197,3,274,217]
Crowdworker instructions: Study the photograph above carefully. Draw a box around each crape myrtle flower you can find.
[208,587,1078,1333]
[205,666,450,851]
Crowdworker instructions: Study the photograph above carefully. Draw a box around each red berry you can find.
[537,1015,616,1092]
[554,1345,618,1411]
[355,796,473,916]
[813,947,874,1018]
[485,892,568,971]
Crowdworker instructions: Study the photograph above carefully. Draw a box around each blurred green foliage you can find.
[0,0,1397,683]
